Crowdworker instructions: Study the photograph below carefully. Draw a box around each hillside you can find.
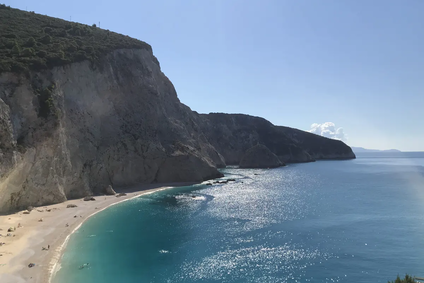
[0,4,150,74]
[199,113,355,164]
[0,6,354,213]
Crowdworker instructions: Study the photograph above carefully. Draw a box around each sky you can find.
[6,0,424,151]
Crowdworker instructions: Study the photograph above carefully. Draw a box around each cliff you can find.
[198,113,355,165]
[0,7,355,213]
[239,144,284,168]
[0,48,224,213]
[277,126,356,160]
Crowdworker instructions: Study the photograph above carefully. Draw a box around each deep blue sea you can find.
[53,152,424,283]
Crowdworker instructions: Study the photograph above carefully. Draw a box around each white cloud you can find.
[308,122,347,142]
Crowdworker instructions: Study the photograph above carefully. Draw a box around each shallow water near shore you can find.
[53,153,424,283]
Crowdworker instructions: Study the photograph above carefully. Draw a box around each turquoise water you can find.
[53,153,424,283]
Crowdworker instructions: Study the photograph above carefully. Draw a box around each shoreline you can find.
[48,187,171,283]
[0,184,186,283]
[48,192,145,283]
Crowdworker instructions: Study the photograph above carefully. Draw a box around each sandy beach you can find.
[0,185,177,283]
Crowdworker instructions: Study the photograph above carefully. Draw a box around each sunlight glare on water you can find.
[53,154,424,283]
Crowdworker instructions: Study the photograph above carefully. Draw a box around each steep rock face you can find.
[0,49,224,213]
[198,113,355,164]
[197,113,313,164]
[277,126,356,160]
[239,144,284,168]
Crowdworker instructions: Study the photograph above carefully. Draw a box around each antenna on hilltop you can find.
[99,21,100,28]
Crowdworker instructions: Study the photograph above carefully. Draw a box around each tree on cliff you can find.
[388,274,416,283]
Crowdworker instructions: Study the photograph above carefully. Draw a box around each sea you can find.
[52,152,424,283]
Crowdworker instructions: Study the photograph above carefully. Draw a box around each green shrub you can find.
[388,274,416,283]
[46,52,70,67]
[37,86,54,118]
[21,48,35,57]
[36,50,47,58]
[68,26,81,36]
[66,43,77,52]
[74,50,88,61]
[23,37,36,47]
[10,62,27,73]
[43,27,53,34]
[5,40,15,48]
[52,42,62,50]
[11,44,21,55]
[84,46,94,54]
[4,33,17,39]
[56,29,67,37]
[81,26,91,36]
[39,35,52,44]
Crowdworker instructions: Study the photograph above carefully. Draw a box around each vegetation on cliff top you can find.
[0,4,151,74]
[388,275,416,283]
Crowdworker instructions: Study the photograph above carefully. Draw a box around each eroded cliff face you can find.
[0,49,224,213]
[198,113,355,165]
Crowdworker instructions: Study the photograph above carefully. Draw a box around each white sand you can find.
[0,185,176,283]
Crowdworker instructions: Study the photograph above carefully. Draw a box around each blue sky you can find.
[7,0,424,151]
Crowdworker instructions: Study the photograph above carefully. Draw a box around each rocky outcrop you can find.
[239,144,284,168]
[104,185,116,195]
[198,113,355,165]
[83,196,96,201]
